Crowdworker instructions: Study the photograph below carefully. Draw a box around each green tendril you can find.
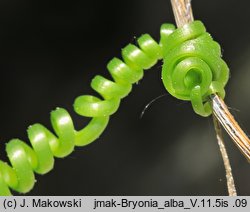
[161,21,229,116]
[0,20,229,195]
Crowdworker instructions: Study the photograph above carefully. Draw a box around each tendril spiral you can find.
[0,20,229,195]
[161,21,229,116]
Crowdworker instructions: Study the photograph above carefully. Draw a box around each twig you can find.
[211,95,250,161]
[170,0,239,196]
[212,115,237,196]
[171,0,194,27]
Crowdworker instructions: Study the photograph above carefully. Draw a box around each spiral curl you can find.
[0,20,229,195]
[0,22,167,196]
[161,21,229,116]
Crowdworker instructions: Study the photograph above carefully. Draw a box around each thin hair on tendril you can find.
[140,93,169,119]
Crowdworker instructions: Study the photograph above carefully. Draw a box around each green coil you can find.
[0,20,229,195]
[161,21,229,116]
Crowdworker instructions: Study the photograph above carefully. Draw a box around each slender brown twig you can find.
[212,115,237,196]
[211,95,250,162]
[171,0,194,27]
[170,0,240,196]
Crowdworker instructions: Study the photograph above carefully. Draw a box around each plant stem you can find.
[212,114,237,196]
[170,0,238,196]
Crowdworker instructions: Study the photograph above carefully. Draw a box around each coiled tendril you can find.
[162,21,229,116]
[0,20,229,195]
